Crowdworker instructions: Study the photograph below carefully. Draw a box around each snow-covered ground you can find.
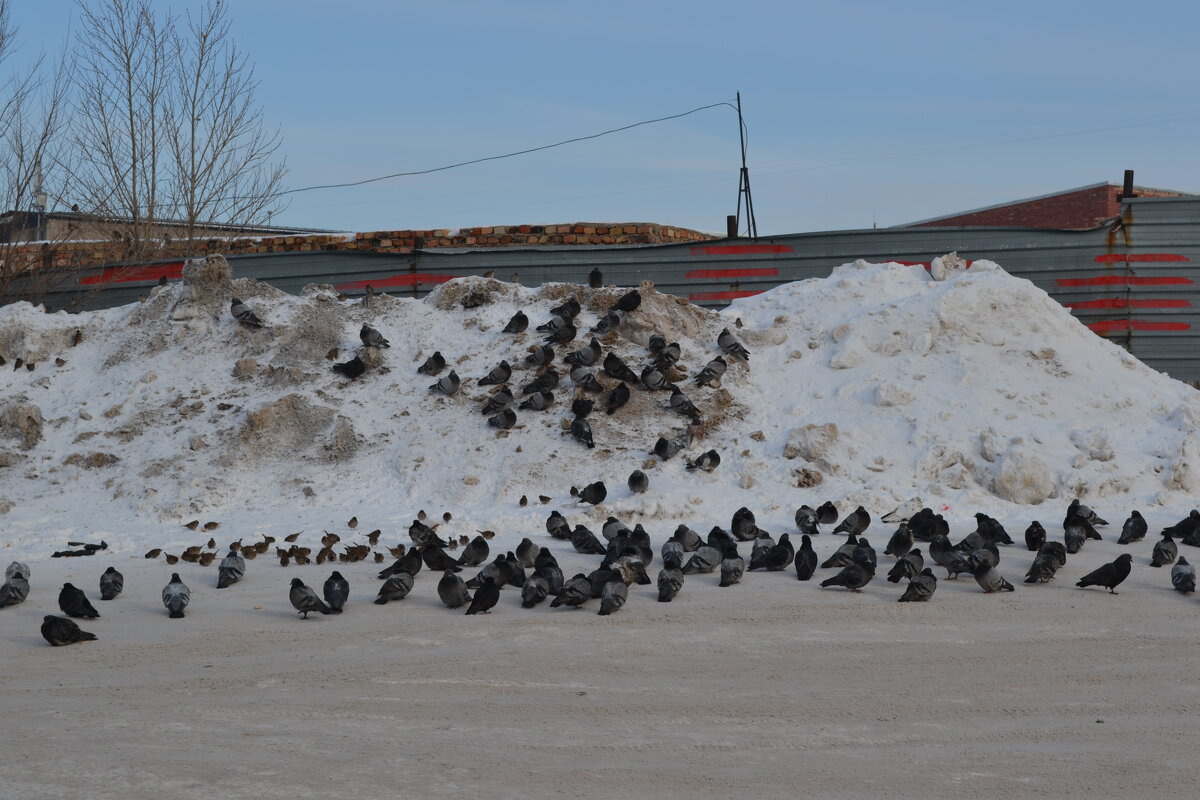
[2,255,1199,798]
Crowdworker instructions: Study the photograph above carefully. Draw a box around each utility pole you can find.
[734,91,758,239]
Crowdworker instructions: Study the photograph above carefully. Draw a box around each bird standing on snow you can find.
[0,571,30,608]
[627,470,648,494]
[972,560,1015,593]
[820,561,874,592]
[686,450,721,472]
[290,577,332,618]
[717,327,749,362]
[59,583,100,619]
[478,360,512,386]
[794,534,818,581]
[898,568,937,602]
[418,352,447,376]
[1171,556,1196,594]
[332,355,366,380]
[41,615,97,646]
[588,267,603,288]
[99,566,124,600]
[833,505,870,536]
[1151,533,1179,567]
[162,573,191,618]
[324,571,350,612]
[429,370,461,396]
[503,311,529,333]
[438,569,472,609]
[1076,553,1133,594]
[216,551,245,588]
[693,356,727,387]
[230,298,264,328]
[359,324,390,348]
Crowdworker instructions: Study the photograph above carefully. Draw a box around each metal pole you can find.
[735,92,758,239]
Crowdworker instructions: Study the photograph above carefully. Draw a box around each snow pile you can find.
[0,257,1197,559]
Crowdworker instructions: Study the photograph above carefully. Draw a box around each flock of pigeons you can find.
[5,497,1198,645]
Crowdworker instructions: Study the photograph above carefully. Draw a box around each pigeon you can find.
[567,416,595,448]
[480,386,514,414]
[465,577,501,615]
[521,575,550,607]
[1076,553,1134,594]
[1147,534,1176,566]
[503,310,529,333]
[686,449,720,472]
[820,561,874,592]
[751,533,795,572]
[597,577,628,615]
[1171,556,1196,594]
[627,470,648,494]
[693,356,727,387]
[668,388,700,419]
[1164,509,1200,546]
[833,506,870,536]
[1024,542,1067,584]
[1063,521,1088,555]
[661,536,685,570]
[545,512,571,541]
[5,561,29,581]
[438,570,472,609]
[525,345,555,367]
[488,409,517,429]
[730,507,759,542]
[604,382,631,415]
[418,352,447,376]
[374,572,415,604]
[588,267,603,288]
[230,297,264,327]
[59,583,100,619]
[289,577,332,618]
[543,324,577,346]
[816,501,839,525]
[718,542,745,587]
[821,534,860,569]
[577,481,607,506]
[852,538,878,570]
[550,573,592,608]
[602,352,639,384]
[1024,521,1047,552]
[570,524,608,556]
[653,342,681,371]
[162,573,191,618]
[41,615,97,646]
[615,290,641,313]
[359,323,390,348]
[682,543,722,575]
[657,567,684,602]
[466,555,515,590]
[641,365,673,392]
[332,356,366,380]
[794,505,821,537]
[673,525,703,552]
[550,297,582,321]
[887,549,924,583]
[409,519,449,549]
[537,314,569,334]
[565,338,602,368]
[534,560,565,597]
[1064,499,1108,528]
[794,535,818,580]
[99,566,124,600]
[0,573,30,608]
[652,430,689,460]
[973,513,1014,546]
[323,571,350,612]
[429,370,461,396]
[898,568,938,602]
[590,309,624,335]
[717,328,750,362]
[515,538,541,568]
[574,370,605,393]
[884,524,914,558]
[216,551,245,588]
[519,391,553,411]
[422,544,463,572]
[1118,511,1148,545]
[972,560,1015,593]
[459,535,490,567]
[648,334,667,355]
[378,548,422,579]
[478,360,512,386]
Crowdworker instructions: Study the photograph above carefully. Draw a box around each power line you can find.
[276,100,738,197]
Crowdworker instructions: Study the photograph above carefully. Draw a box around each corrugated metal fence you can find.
[11,195,1200,380]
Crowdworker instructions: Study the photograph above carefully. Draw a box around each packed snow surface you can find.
[1,256,1198,559]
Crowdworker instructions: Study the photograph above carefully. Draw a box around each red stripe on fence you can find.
[687,289,763,302]
[1086,319,1191,332]
[1056,275,1194,287]
[684,267,780,279]
[79,262,185,285]
[689,244,793,255]
[334,274,454,290]
[1094,253,1190,263]
[1066,298,1191,310]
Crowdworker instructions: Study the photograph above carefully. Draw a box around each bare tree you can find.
[165,0,287,255]
[0,0,74,304]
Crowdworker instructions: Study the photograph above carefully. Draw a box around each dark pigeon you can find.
[693,356,727,387]
[1171,556,1196,594]
[898,568,937,602]
[502,311,529,333]
[1025,521,1047,552]
[1076,553,1133,594]
[332,356,366,380]
[374,572,415,604]
[290,577,332,618]
[602,352,639,384]
[578,481,607,506]
[525,345,554,367]
[794,534,818,580]
[615,290,641,313]
[481,387,514,415]
[833,506,870,536]
[571,397,595,418]
[887,549,924,583]
[41,615,97,646]
[588,267,603,288]
[597,577,628,615]
[820,561,874,592]
[478,360,512,386]
[515,537,541,568]
[521,575,550,608]
[518,390,553,411]
[99,566,124,600]
[323,571,350,612]
[0,573,30,608]
[417,351,447,375]
[884,524,914,558]
[1118,511,1148,545]
[550,573,592,608]
[59,583,100,619]
[657,567,684,602]
[459,535,490,567]
[570,416,595,448]
[794,505,820,537]
[488,409,517,429]
[465,577,501,615]
[627,470,648,494]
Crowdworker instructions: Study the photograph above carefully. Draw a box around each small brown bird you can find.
[459,535,470,545]
[387,544,406,558]
[367,530,382,545]
[165,554,179,565]
[184,520,200,530]
[417,510,427,521]
[520,495,528,507]
[254,541,270,554]
[206,538,216,549]
[373,552,385,563]
[539,495,552,504]
[443,512,452,522]
[144,548,162,559]
[479,530,496,540]
[241,547,258,561]
[279,552,291,567]
[73,329,83,346]
[204,521,220,531]
[198,552,216,567]
[229,540,242,552]
[348,516,358,529]
[284,531,302,543]
[55,357,67,367]
[180,551,199,564]
[325,347,339,360]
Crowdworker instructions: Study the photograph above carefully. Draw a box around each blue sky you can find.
[7,0,1199,234]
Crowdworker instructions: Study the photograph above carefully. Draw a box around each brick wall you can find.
[2,221,715,273]
[912,184,1186,230]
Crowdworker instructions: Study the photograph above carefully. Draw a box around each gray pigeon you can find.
[519,390,553,411]
[0,573,30,608]
[657,567,684,602]
[481,387,515,415]
[590,309,624,335]
[570,416,594,448]
[230,297,264,327]
[459,535,490,567]
[653,342,681,371]
[1171,556,1196,594]
[795,505,820,536]
[898,568,937,602]
[515,537,540,568]
[833,506,870,536]
[502,311,528,333]
[543,323,577,346]
[652,430,689,460]
[465,556,514,590]
[360,323,390,348]
[429,370,461,396]
[887,548,924,583]
[641,365,672,392]
[669,388,700,419]
[41,615,97,646]
[719,543,745,587]
[546,511,570,540]
[1151,533,1178,567]
[323,571,350,612]
[1024,542,1067,584]
[597,577,628,615]
[374,572,415,604]
[627,470,649,494]
[5,561,30,581]
[521,368,559,396]
[972,561,1015,593]
[417,351,447,375]
[682,544,722,575]
[884,524,914,558]
[162,573,191,618]
[1118,511,1148,544]
[820,561,874,591]
[673,525,703,552]
[290,577,332,618]
[550,573,592,608]
[821,534,859,569]
[524,344,555,367]
[693,356,727,387]
[686,449,720,472]
[409,519,449,548]
[99,566,124,600]
[478,360,512,386]
[437,570,472,609]
[565,338,602,367]
[534,560,565,596]
[605,381,630,415]
[717,328,749,362]
[59,583,99,619]
[488,409,517,429]
[216,551,245,588]
[571,524,608,556]
[661,537,685,569]
[521,574,550,607]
